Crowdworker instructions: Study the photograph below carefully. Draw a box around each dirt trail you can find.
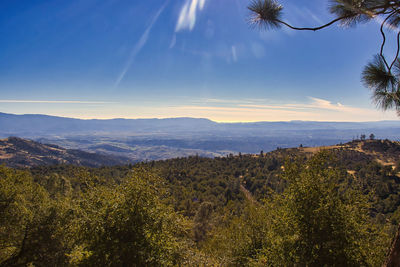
[240,185,258,205]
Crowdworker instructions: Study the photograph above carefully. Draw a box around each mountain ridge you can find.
[2,111,400,123]
[1,112,399,161]
[1,111,400,137]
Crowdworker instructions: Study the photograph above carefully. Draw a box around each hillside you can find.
[0,137,131,168]
[138,139,400,216]
[3,138,400,266]
[1,112,400,161]
[274,139,400,168]
[29,139,400,218]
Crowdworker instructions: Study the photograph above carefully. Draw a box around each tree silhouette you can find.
[248,0,400,115]
[370,133,376,140]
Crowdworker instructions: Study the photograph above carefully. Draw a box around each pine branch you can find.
[390,31,400,71]
[250,1,400,32]
[275,15,354,32]
[380,12,395,71]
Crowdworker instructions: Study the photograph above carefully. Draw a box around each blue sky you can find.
[0,0,398,122]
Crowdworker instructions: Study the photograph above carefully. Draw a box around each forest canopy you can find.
[1,141,399,266]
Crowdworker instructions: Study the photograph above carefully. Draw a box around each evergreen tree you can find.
[0,166,69,266]
[69,169,190,266]
[261,151,388,266]
[248,0,400,115]
[205,152,389,266]
[370,133,376,140]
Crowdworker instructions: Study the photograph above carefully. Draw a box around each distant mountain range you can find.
[1,112,400,137]
[0,112,217,136]
[1,112,399,161]
[0,137,130,168]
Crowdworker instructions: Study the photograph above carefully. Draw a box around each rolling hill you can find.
[1,112,399,161]
[0,137,131,168]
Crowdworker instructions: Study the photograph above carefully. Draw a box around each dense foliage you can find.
[205,152,388,265]
[0,167,194,266]
[1,140,400,266]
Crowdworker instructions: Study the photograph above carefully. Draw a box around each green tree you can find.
[205,152,389,266]
[260,151,389,266]
[0,166,69,266]
[193,201,214,244]
[69,168,191,266]
[248,0,400,115]
[370,133,376,140]
[204,201,272,266]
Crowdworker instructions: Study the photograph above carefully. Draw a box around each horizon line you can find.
[0,111,398,124]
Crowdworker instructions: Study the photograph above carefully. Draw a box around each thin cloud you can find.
[301,7,323,25]
[307,97,369,114]
[169,34,177,49]
[240,97,380,114]
[171,105,318,122]
[374,15,399,31]
[231,46,238,62]
[169,97,398,122]
[175,0,206,32]
[114,1,169,88]
[0,100,114,104]
[239,104,309,110]
[13,97,395,122]
[194,98,259,105]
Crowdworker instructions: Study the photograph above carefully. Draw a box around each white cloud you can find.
[0,100,113,104]
[169,34,177,49]
[309,97,340,110]
[175,0,206,32]
[231,46,238,62]
[305,9,323,25]
[114,2,168,88]
[307,97,370,114]
[168,97,399,122]
[240,97,385,115]
[6,97,396,122]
